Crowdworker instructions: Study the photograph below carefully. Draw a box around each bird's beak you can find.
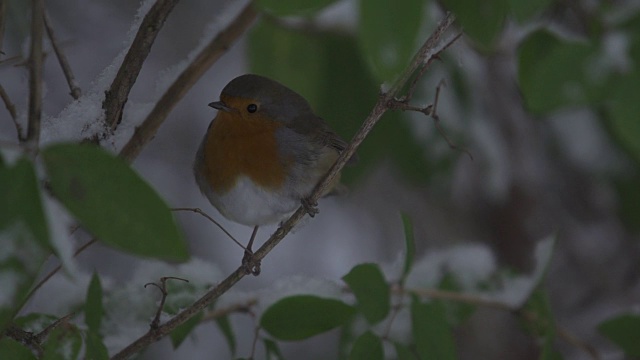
[208,101,232,112]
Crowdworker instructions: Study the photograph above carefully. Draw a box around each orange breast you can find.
[203,110,290,193]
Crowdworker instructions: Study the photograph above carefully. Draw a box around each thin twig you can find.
[110,13,456,360]
[171,207,246,251]
[17,237,98,315]
[118,3,258,163]
[34,312,75,343]
[26,0,45,148]
[44,11,81,99]
[144,277,189,330]
[200,298,257,322]
[0,83,22,141]
[103,0,180,131]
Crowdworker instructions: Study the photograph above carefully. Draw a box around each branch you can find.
[0,83,21,140]
[103,0,180,131]
[0,0,6,54]
[118,3,258,163]
[110,12,456,360]
[25,0,45,148]
[44,11,82,99]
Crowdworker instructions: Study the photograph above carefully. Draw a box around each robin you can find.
[193,74,353,274]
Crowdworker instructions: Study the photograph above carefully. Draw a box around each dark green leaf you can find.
[260,295,356,340]
[85,272,103,333]
[41,143,187,261]
[342,263,390,324]
[171,311,203,349]
[0,158,50,331]
[440,0,508,50]
[518,30,600,114]
[358,0,425,82]
[394,342,418,360]
[84,331,109,360]
[254,0,339,16]
[598,314,640,356]
[411,295,456,360]
[216,315,236,355]
[264,338,285,360]
[614,174,640,232]
[348,331,383,360]
[0,338,36,360]
[401,213,416,282]
[521,289,555,337]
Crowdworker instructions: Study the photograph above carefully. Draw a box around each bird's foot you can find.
[242,250,261,276]
[301,197,319,217]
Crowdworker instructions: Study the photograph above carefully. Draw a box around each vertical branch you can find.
[26,0,44,147]
[44,12,82,99]
[102,0,180,131]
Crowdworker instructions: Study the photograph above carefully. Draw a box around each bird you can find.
[193,74,353,274]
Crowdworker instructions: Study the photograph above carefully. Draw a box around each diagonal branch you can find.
[118,3,258,163]
[103,0,180,131]
[0,83,21,140]
[26,0,45,148]
[110,12,456,360]
[44,11,82,99]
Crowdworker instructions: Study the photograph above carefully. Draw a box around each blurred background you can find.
[1,0,639,359]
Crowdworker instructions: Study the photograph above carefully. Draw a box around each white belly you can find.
[203,176,298,226]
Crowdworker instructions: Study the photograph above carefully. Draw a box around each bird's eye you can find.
[247,104,258,113]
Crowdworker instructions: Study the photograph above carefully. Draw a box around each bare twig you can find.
[103,0,180,131]
[118,3,258,162]
[144,277,189,330]
[0,83,22,140]
[17,237,98,315]
[171,207,246,251]
[44,12,81,99]
[200,298,257,322]
[110,13,456,360]
[34,312,75,343]
[26,0,45,148]
[4,313,75,357]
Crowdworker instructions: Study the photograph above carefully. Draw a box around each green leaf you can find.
[249,21,435,184]
[400,212,416,282]
[171,311,203,349]
[598,314,640,356]
[216,315,236,355]
[438,274,476,326]
[342,263,390,324]
[0,158,50,331]
[84,331,109,360]
[614,174,640,232]
[0,338,36,360]
[394,342,418,360]
[41,143,188,261]
[260,295,356,340]
[85,272,103,333]
[518,30,600,114]
[521,289,555,337]
[411,296,457,360]
[358,0,425,82]
[508,0,552,23]
[348,331,383,360]
[254,0,339,16]
[440,0,508,50]
[264,338,285,360]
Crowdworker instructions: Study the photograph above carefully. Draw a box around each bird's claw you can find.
[242,250,261,276]
[301,197,319,217]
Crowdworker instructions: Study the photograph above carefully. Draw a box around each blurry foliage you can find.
[1,0,640,358]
